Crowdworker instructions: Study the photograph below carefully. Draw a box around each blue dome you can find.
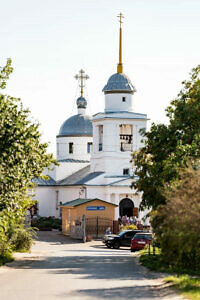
[102,73,135,93]
[58,114,93,137]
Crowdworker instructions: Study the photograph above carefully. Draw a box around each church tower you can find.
[90,14,147,176]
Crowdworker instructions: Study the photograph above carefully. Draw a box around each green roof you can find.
[60,198,118,207]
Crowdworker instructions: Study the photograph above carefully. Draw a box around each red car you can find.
[131,232,153,252]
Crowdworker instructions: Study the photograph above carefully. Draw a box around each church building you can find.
[34,14,148,223]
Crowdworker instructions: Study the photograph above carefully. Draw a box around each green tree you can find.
[151,164,200,270]
[0,59,56,257]
[132,65,200,210]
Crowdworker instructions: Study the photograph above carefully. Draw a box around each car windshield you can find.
[118,231,126,237]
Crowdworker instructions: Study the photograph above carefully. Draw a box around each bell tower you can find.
[90,14,147,175]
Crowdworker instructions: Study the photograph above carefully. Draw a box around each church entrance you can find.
[119,198,134,217]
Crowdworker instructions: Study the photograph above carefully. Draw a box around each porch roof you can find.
[60,198,118,207]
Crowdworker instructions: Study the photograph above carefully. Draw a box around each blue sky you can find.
[1,0,200,154]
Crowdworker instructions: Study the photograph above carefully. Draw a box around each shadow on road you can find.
[7,253,160,281]
[66,284,178,299]
[90,244,131,251]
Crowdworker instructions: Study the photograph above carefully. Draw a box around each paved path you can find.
[0,232,185,300]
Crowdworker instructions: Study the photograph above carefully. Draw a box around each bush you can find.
[0,252,14,266]
[10,227,35,252]
[152,165,200,270]
[31,217,62,231]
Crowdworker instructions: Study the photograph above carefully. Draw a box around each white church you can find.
[34,14,148,223]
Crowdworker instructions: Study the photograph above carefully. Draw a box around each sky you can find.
[1,0,200,155]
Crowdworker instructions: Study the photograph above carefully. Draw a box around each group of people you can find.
[118,215,139,226]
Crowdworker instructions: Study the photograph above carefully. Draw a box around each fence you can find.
[69,216,115,241]
[86,217,113,238]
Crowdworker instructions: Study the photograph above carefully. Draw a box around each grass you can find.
[165,275,200,300]
[0,252,14,266]
[139,246,200,300]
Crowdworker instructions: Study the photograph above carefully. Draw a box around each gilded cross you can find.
[117,12,124,28]
[75,69,89,97]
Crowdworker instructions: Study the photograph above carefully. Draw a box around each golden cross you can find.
[75,69,89,97]
[117,12,124,28]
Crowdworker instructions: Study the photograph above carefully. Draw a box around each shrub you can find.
[152,165,200,270]
[10,227,35,252]
[0,252,14,266]
[31,217,62,231]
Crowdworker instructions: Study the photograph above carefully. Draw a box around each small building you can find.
[60,198,118,235]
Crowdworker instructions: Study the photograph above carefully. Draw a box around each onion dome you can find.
[102,73,136,94]
[76,96,87,109]
[58,114,92,137]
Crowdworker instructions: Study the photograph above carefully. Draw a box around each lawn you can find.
[165,275,200,300]
[139,246,200,300]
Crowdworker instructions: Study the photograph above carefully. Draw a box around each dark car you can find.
[103,230,142,249]
[131,232,153,252]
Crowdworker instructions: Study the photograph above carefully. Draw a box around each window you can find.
[123,168,129,175]
[120,124,133,152]
[98,125,103,151]
[124,232,134,239]
[56,191,59,210]
[87,142,93,153]
[122,97,126,102]
[69,142,73,154]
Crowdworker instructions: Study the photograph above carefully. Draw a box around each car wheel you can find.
[131,249,135,252]
[113,242,120,249]
[107,245,111,248]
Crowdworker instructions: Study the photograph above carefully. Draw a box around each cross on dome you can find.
[117,12,124,28]
[75,69,89,97]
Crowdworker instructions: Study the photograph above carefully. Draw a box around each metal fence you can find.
[86,217,113,238]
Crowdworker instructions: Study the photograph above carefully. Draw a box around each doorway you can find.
[119,198,134,217]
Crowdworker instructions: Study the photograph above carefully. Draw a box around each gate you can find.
[86,217,113,238]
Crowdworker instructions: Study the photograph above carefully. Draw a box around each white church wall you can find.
[57,136,93,161]
[56,186,81,204]
[105,93,134,112]
[35,186,60,218]
[35,186,86,218]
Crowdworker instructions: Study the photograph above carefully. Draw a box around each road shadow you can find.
[65,284,179,299]
[7,253,161,281]
[90,244,131,251]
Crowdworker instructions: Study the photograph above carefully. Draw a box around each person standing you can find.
[106,227,111,235]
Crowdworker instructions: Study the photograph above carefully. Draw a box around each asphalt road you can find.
[0,232,185,300]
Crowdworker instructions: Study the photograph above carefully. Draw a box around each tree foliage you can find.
[0,59,56,257]
[151,165,200,270]
[132,65,200,210]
